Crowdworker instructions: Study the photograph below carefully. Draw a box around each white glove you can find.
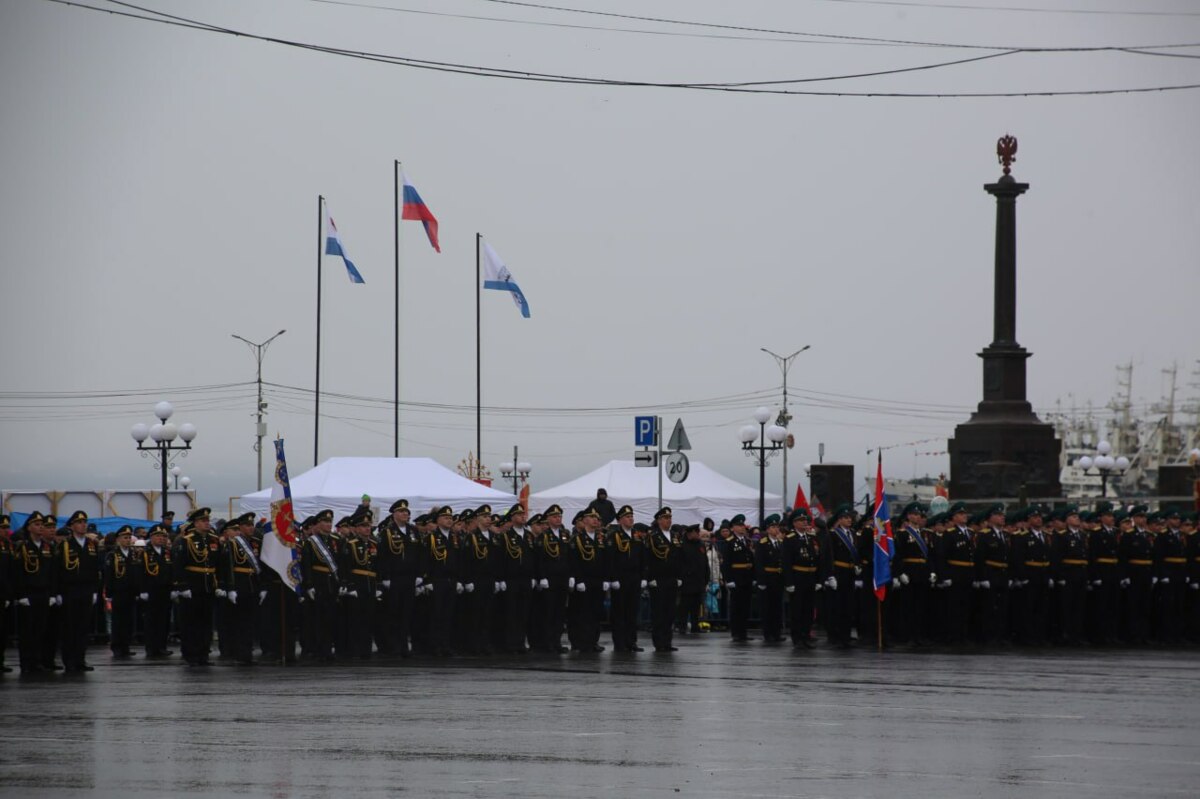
[892,578,901,589]
[825,577,837,590]
[854,580,863,590]
[938,580,952,589]
[1007,579,1014,588]
[786,585,795,593]
[610,580,620,590]
[47,596,58,607]
[455,582,464,594]
[338,587,347,597]
[415,577,424,587]
[854,565,862,576]
[756,583,766,591]
[227,590,239,603]
[181,590,192,599]
[1086,583,1094,592]
[575,582,587,592]
[215,588,227,598]
[568,577,576,590]
[929,573,938,586]
[980,580,990,590]
[972,581,980,589]
[493,583,502,594]
[899,573,910,586]
[382,580,391,589]
[92,593,98,604]
[539,578,549,589]
[17,597,30,607]
[648,579,657,588]
[1160,577,1170,585]
[499,581,507,592]
[169,591,180,602]
[640,579,648,589]
[602,581,611,592]
[1120,578,1130,588]
[1190,582,1200,590]
[465,582,475,593]
[1047,578,1055,589]
[347,590,358,598]
[815,583,823,592]
[1057,579,1066,587]
[1092,580,1102,587]
[375,590,383,599]
[1152,577,1158,586]
[306,588,316,600]
[259,590,268,604]
[726,581,736,589]
[676,579,683,587]
[138,592,149,601]
[415,584,423,596]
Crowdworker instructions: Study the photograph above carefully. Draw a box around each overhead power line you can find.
[37,0,1200,99]
[807,0,1200,18]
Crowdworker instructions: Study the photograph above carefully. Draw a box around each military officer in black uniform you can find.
[780,508,820,648]
[1153,509,1187,644]
[754,515,785,643]
[568,508,607,652]
[1088,501,1121,644]
[173,509,220,666]
[1009,506,1051,645]
[104,525,139,659]
[0,514,12,672]
[934,502,975,645]
[533,505,571,653]
[300,509,340,663]
[822,505,859,647]
[677,524,709,637]
[337,508,378,660]
[455,506,493,654]
[423,506,460,657]
[499,504,536,653]
[890,502,932,645]
[972,504,1009,645]
[376,499,421,657]
[606,505,645,652]
[12,512,56,673]
[645,507,680,652]
[56,510,102,672]
[721,514,756,643]
[138,524,174,658]
[218,512,263,665]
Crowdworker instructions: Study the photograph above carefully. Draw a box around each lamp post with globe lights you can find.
[130,402,197,519]
[498,447,532,497]
[740,406,787,526]
[1076,440,1129,499]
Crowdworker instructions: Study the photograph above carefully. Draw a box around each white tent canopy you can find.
[530,459,780,526]
[239,457,515,519]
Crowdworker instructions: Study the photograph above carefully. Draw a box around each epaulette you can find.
[785,532,797,538]
[1011,529,1029,536]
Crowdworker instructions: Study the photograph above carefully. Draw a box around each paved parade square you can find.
[1,639,1197,799]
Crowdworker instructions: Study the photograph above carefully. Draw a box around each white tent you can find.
[239,457,515,519]
[530,459,780,526]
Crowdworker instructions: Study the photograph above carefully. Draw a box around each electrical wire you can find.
[807,0,1200,18]
[36,0,1200,99]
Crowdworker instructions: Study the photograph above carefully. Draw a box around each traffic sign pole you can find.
[657,415,663,512]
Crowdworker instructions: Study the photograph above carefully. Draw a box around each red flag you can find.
[793,482,811,514]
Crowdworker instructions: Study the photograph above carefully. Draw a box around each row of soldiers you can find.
[780,499,1200,648]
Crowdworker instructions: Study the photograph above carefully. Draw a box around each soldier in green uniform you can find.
[780,508,820,648]
[1088,501,1121,645]
[56,510,102,672]
[104,525,139,659]
[754,515,785,643]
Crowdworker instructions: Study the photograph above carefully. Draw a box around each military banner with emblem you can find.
[263,438,303,592]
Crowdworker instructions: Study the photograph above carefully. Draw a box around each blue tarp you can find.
[9,511,157,534]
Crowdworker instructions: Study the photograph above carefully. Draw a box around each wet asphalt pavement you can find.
[1,637,1198,799]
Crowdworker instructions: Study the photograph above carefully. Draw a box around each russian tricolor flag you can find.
[872,453,894,601]
[324,203,365,284]
[400,169,440,253]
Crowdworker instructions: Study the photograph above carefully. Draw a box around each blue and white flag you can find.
[481,239,530,318]
[324,203,365,283]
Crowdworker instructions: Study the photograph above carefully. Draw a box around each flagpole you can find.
[393,160,401,458]
[475,232,482,479]
[876,450,883,653]
[314,194,323,467]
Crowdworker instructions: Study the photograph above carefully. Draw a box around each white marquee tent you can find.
[239,457,515,519]
[530,459,780,526]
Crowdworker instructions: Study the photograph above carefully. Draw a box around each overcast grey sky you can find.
[2,0,1198,515]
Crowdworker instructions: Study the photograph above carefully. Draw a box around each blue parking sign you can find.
[634,416,657,447]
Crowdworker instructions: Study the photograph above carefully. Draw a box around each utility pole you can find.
[761,346,811,512]
[233,330,286,491]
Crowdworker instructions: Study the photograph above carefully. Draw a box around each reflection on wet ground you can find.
[2,639,1198,798]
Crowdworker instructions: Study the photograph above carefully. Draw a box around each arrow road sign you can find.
[634,450,659,468]
[667,418,691,451]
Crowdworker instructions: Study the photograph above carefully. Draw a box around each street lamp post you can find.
[498,446,532,496]
[761,345,811,512]
[232,330,286,492]
[1077,440,1130,498]
[130,402,198,520]
[739,406,787,526]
